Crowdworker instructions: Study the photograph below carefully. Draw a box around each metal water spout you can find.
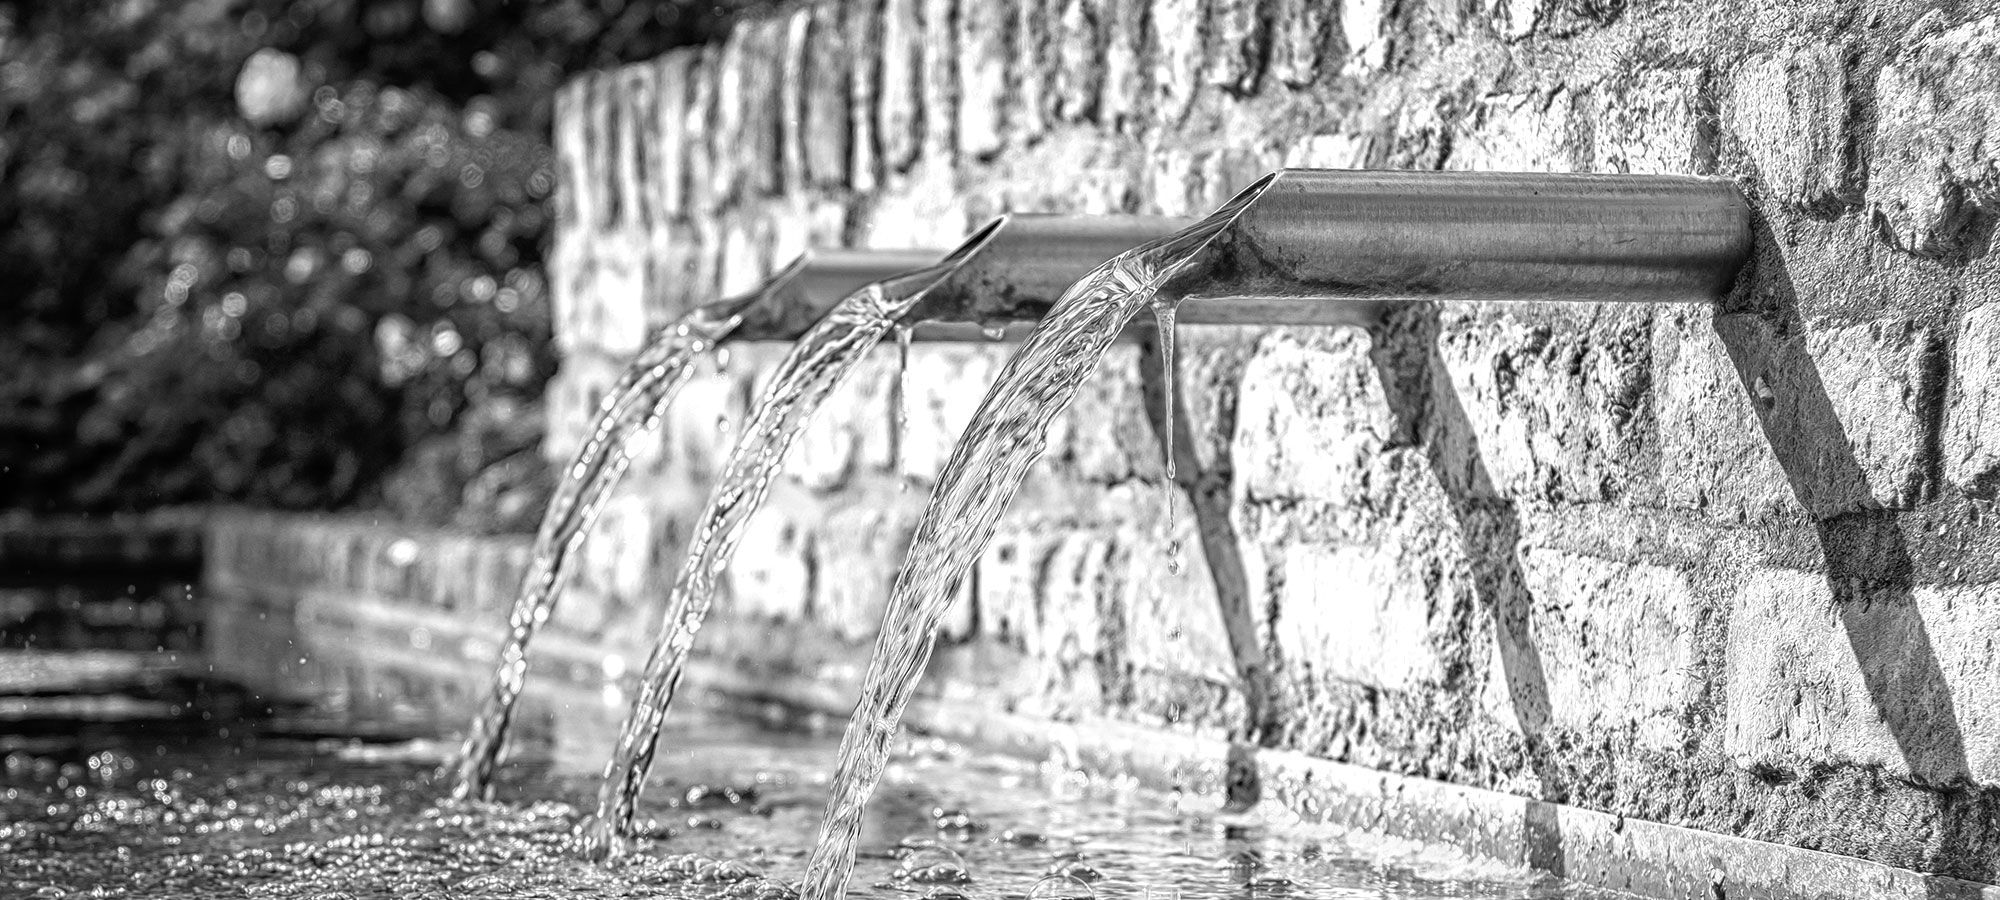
[1174,169,1751,310]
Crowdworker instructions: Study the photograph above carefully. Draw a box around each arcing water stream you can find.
[453,306,742,801]
[798,179,1274,900]
[576,226,1000,858]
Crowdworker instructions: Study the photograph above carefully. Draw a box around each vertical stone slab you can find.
[1869,15,2000,258]
[585,71,622,231]
[879,0,924,171]
[1725,45,1853,211]
[1945,303,2000,494]
[683,45,721,216]
[1098,0,1147,129]
[650,50,691,221]
[553,78,593,241]
[803,1,852,189]
[613,63,657,236]
[737,17,788,199]
[1054,0,1106,123]
[1204,0,1267,95]
[918,0,958,162]
[1012,0,1055,142]
[1267,0,1338,88]
[778,7,813,196]
[956,0,1009,159]
[711,25,749,204]
[845,0,883,192]
[1149,0,1204,125]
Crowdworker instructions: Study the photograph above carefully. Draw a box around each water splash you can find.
[798,179,1271,900]
[451,306,741,801]
[575,225,1000,859]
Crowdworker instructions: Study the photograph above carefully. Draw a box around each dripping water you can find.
[451,306,740,801]
[1150,298,1182,576]
[798,179,1271,900]
[575,228,997,859]
[893,322,914,492]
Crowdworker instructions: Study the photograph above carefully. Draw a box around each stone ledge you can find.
[690,660,2000,900]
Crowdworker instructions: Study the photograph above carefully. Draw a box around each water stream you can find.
[452,306,741,801]
[798,180,1272,900]
[576,231,997,858]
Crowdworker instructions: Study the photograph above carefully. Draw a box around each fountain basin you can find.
[184,510,1996,900]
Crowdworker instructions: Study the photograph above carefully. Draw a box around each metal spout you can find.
[1175,169,1753,320]
[706,169,1751,344]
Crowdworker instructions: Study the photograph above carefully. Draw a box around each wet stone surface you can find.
[0,715,1615,899]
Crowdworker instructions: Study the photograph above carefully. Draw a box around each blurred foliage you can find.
[0,0,748,527]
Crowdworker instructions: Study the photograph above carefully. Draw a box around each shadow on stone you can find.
[1367,303,1567,878]
[1718,232,1981,887]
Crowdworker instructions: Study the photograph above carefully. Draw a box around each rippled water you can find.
[2,709,1606,900]
[455,306,741,801]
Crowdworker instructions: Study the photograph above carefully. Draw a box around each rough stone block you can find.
[1710,313,1936,515]
[1104,483,1239,708]
[1870,14,2000,258]
[956,0,1009,159]
[1589,68,1707,176]
[1269,541,1451,691]
[902,346,1005,483]
[1725,569,2000,787]
[1010,0,1055,142]
[918,0,957,160]
[878,0,923,170]
[1445,93,1574,172]
[810,501,918,642]
[682,46,721,215]
[1044,344,1161,482]
[1204,0,1266,94]
[1435,305,1652,504]
[1235,329,1397,505]
[1267,0,1338,87]
[1944,302,2000,494]
[1054,0,1105,123]
[1341,0,1388,73]
[724,493,815,622]
[1097,0,1146,128]
[1651,308,1797,521]
[612,64,658,234]
[845,0,883,192]
[1487,548,1699,751]
[1149,0,1204,124]
[802,4,852,188]
[1726,45,1854,211]
[777,9,813,196]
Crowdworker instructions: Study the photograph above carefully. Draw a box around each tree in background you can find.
[0,0,743,528]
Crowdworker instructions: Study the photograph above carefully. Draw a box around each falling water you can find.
[451,306,741,801]
[575,227,998,859]
[798,179,1272,900]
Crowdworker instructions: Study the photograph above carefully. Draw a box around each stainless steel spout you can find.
[708,170,1752,343]
[1176,169,1752,320]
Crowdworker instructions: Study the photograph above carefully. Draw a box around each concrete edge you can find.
[687,661,2000,900]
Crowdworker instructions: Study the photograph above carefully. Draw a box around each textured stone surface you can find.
[1946,303,2000,495]
[1870,14,2000,259]
[512,0,2000,882]
[1727,46,1853,211]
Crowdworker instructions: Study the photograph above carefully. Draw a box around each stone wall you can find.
[545,0,2000,881]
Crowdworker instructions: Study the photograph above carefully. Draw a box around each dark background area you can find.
[0,0,747,530]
